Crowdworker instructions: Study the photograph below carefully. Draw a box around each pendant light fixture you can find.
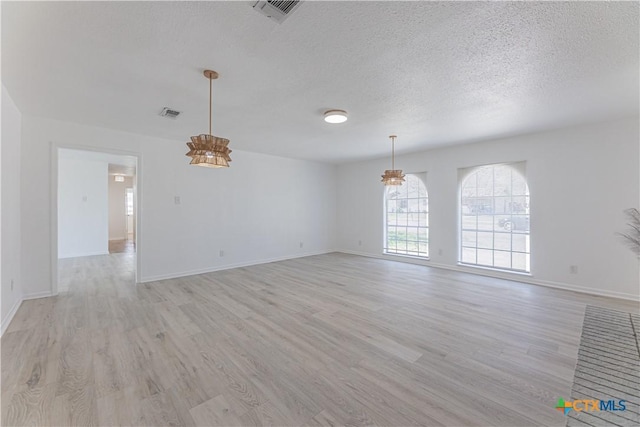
[185,69,232,168]
[381,135,405,185]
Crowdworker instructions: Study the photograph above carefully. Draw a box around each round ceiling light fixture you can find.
[324,109,348,124]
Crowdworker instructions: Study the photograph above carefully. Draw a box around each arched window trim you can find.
[384,172,429,259]
[459,161,527,183]
[459,162,530,272]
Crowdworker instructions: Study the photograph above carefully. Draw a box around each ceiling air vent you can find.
[160,107,181,119]
[253,1,302,24]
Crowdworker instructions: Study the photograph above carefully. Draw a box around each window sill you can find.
[457,262,531,276]
[383,252,430,261]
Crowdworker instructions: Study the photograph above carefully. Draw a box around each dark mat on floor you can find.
[566,305,640,426]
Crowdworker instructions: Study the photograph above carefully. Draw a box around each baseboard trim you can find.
[337,250,639,302]
[1,297,23,337]
[523,276,638,301]
[59,251,109,259]
[23,291,54,300]
[139,250,334,283]
[1,289,57,336]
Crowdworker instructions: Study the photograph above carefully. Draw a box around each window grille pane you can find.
[462,247,476,264]
[512,233,527,252]
[477,215,494,231]
[477,232,494,249]
[462,231,477,247]
[512,252,529,271]
[494,251,512,269]
[461,215,477,229]
[494,232,511,251]
[396,213,408,227]
[477,249,493,266]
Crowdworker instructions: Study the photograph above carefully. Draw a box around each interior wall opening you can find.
[56,148,138,293]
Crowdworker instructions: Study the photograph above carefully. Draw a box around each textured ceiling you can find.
[2,1,638,163]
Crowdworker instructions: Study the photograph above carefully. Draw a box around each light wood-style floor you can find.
[109,238,136,254]
[2,252,638,426]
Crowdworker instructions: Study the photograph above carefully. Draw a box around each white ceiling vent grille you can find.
[160,107,181,119]
[252,1,302,24]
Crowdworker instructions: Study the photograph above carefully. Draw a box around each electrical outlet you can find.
[358,240,362,246]
[438,249,443,256]
[570,265,578,274]
[174,196,181,205]
[10,279,14,291]
[219,250,224,257]
[299,242,304,249]
[82,196,87,202]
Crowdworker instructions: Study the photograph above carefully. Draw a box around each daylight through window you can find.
[460,163,530,272]
[384,173,429,258]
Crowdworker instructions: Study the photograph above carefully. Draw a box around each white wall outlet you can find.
[438,249,443,256]
[82,196,87,202]
[299,242,304,248]
[570,265,578,274]
[11,279,14,291]
[219,250,224,257]
[358,240,362,246]
[174,196,181,205]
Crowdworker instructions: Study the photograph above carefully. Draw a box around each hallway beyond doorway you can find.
[109,238,135,254]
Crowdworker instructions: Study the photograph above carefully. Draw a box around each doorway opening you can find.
[56,148,139,293]
[108,169,136,255]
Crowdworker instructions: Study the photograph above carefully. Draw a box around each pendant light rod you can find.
[203,69,219,136]
[390,135,397,170]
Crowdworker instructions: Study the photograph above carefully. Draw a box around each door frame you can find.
[50,143,143,294]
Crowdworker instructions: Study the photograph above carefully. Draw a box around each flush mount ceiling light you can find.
[324,109,348,124]
[381,135,405,186]
[114,175,125,182]
[185,69,232,168]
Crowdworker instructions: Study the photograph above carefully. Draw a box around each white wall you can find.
[58,156,109,258]
[1,85,23,334]
[14,112,637,303]
[109,176,133,240]
[337,117,640,300]
[140,144,336,281]
[20,116,337,297]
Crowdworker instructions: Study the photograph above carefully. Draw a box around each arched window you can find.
[460,163,530,272]
[384,173,428,258]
